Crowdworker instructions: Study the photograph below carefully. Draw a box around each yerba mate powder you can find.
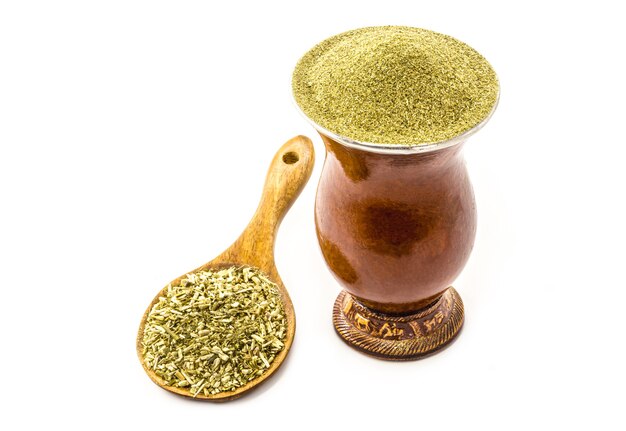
[141,266,286,397]
[292,26,499,146]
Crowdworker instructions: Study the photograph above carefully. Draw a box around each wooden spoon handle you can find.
[220,135,315,270]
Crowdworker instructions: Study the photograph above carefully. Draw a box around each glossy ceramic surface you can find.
[315,134,476,314]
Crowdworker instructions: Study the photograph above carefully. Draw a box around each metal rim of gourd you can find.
[291,91,500,155]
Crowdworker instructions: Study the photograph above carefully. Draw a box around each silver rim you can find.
[292,92,499,155]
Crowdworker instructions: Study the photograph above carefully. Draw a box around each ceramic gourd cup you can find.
[310,123,496,359]
[293,26,498,359]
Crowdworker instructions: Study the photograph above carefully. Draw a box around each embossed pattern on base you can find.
[332,288,464,360]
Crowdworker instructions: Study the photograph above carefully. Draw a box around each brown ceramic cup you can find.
[300,107,497,360]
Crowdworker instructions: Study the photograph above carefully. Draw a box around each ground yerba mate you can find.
[141,266,287,397]
[292,26,499,146]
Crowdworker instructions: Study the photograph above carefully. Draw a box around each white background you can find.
[1,1,625,430]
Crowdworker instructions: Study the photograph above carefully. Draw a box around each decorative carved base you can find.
[332,288,464,360]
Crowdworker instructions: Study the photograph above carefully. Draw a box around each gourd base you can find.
[332,287,464,360]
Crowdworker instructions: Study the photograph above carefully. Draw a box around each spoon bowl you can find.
[137,135,315,401]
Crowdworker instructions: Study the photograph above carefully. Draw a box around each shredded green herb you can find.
[141,266,287,397]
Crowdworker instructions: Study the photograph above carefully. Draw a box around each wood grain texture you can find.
[137,135,315,401]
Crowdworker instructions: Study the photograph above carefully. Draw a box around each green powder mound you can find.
[292,26,499,146]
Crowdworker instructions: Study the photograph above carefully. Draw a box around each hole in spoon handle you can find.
[282,151,300,164]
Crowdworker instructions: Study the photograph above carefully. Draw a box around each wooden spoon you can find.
[137,135,315,401]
